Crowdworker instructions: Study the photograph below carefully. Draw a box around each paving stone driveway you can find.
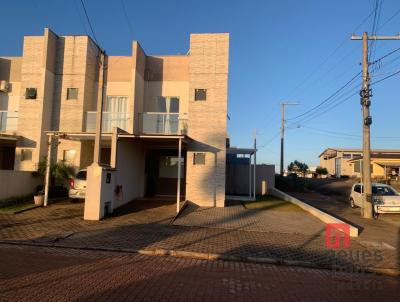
[0,198,398,274]
[173,201,326,235]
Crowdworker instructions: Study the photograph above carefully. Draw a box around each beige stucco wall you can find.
[0,170,41,199]
[114,139,145,207]
[0,57,21,113]
[144,81,189,114]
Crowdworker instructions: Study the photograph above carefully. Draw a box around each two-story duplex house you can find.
[0,28,230,218]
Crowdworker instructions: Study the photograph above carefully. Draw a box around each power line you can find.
[369,0,384,61]
[294,46,400,131]
[296,125,400,140]
[371,68,400,85]
[377,5,400,30]
[294,90,359,125]
[370,45,400,65]
[120,0,134,39]
[286,71,361,121]
[258,132,280,148]
[80,0,99,46]
[285,10,374,99]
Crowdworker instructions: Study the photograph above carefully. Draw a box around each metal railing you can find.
[0,111,18,133]
[85,112,130,133]
[141,112,188,135]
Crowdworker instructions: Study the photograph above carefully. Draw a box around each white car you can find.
[69,169,87,201]
[349,183,400,218]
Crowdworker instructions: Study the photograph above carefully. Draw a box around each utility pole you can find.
[253,129,257,200]
[280,102,298,175]
[93,51,108,165]
[351,32,400,218]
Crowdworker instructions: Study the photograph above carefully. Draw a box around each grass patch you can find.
[0,202,38,214]
[243,195,303,212]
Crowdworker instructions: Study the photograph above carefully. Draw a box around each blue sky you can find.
[2,0,400,167]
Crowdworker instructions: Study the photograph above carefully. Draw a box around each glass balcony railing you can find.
[85,111,130,133]
[0,111,18,133]
[141,113,188,135]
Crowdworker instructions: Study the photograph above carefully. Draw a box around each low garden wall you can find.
[0,170,41,201]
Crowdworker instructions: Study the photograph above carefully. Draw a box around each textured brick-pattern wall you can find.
[15,36,45,170]
[186,33,229,207]
[56,36,98,133]
[12,30,101,172]
[15,29,57,171]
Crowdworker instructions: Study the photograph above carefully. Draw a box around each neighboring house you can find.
[319,148,400,178]
[0,28,230,214]
[349,153,400,180]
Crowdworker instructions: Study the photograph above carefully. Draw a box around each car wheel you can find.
[70,198,77,203]
[373,211,379,220]
[350,198,356,208]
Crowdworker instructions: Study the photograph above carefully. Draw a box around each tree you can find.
[287,160,309,177]
[315,166,328,177]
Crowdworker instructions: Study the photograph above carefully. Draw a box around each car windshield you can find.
[372,186,397,196]
[76,171,87,180]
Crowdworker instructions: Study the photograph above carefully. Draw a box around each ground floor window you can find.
[21,149,32,161]
[63,150,76,164]
[193,153,205,165]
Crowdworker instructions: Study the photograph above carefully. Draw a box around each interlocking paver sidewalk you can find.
[0,200,398,274]
[1,244,399,302]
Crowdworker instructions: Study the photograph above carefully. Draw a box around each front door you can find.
[145,149,185,197]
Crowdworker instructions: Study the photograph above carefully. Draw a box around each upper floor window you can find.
[21,149,32,161]
[104,96,127,112]
[343,153,352,159]
[67,88,78,100]
[195,89,207,101]
[157,97,179,113]
[25,88,37,99]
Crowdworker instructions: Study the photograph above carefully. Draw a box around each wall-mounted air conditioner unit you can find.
[0,80,9,92]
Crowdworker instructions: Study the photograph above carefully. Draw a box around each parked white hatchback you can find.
[349,183,400,218]
[69,169,87,201]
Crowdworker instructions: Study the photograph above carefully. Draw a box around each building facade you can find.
[319,148,400,178]
[0,28,230,211]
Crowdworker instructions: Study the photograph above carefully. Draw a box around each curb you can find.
[14,205,42,214]
[0,240,398,277]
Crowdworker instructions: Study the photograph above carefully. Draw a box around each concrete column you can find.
[253,151,256,200]
[177,138,182,213]
[110,127,118,169]
[249,154,252,198]
[43,134,53,207]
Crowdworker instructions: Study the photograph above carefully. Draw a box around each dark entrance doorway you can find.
[0,140,16,170]
[145,149,186,197]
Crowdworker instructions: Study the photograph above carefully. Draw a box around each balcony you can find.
[85,112,130,133]
[141,113,188,135]
[0,111,18,133]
